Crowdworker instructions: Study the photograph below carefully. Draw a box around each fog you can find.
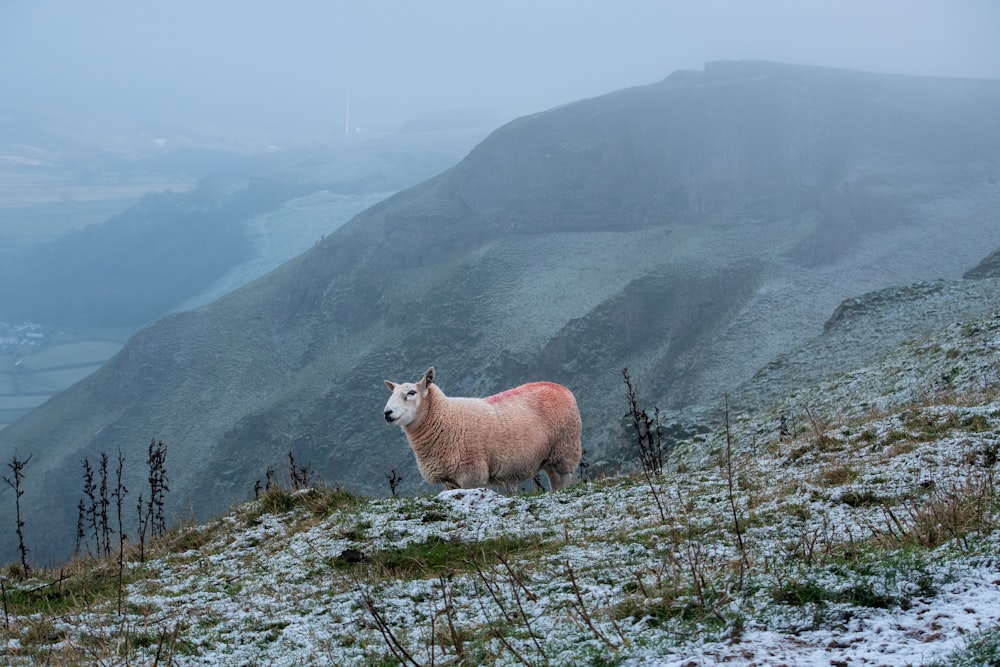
[4,0,1000,572]
[3,0,999,145]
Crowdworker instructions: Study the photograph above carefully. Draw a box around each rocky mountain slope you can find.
[2,60,1000,566]
[3,304,1000,665]
[726,275,1000,421]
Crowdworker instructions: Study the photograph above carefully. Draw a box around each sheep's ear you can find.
[384,380,396,392]
[417,367,434,390]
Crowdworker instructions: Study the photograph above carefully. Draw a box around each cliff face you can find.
[965,249,1000,279]
[4,60,1000,565]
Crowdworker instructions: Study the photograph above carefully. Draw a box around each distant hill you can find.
[3,60,1000,566]
[0,130,486,328]
[0,178,273,327]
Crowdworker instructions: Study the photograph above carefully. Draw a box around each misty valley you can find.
[3,57,1000,561]
[2,60,1000,665]
[0,127,485,433]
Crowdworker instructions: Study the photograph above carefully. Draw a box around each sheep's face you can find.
[383,367,434,428]
[383,381,423,427]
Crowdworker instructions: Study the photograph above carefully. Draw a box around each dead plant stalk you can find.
[724,396,749,583]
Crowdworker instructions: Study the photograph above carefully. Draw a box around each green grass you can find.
[1,563,127,617]
[771,578,901,609]
[930,628,1000,666]
[0,172,194,212]
[768,547,940,613]
[241,486,363,527]
[343,533,551,578]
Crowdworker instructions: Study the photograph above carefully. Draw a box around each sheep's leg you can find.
[543,465,574,491]
[455,463,490,489]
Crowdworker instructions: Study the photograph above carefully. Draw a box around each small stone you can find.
[338,548,367,563]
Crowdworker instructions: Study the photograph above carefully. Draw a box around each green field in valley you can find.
[0,167,187,431]
[0,168,195,243]
[0,338,124,432]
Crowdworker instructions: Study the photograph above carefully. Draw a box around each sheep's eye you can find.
[406,389,417,398]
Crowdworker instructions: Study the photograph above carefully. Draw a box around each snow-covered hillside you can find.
[3,311,1000,665]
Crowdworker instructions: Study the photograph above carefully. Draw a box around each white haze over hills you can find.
[3,1,1000,148]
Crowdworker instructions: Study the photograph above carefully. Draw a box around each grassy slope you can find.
[2,312,1000,664]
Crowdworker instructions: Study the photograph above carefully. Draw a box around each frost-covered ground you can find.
[4,311,1000,666]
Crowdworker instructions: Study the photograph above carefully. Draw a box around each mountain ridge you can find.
[2,60,1000,565]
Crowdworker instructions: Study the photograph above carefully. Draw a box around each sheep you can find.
[383,367,582,491]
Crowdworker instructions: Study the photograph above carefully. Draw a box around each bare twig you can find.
[723,396,749,584]
[288,451,312,490]
[80,457,98,559]
[152,623,181,667]
[805,406,835,449]
[496,554,545,658]
[114,448,129,616]
[24,570,73,594]
[623,368,667,522]
[565,561,615,649]
[623,368,665,475]
[385,468,404,497]
[358,580,423,667]
[3,452,32,577]
[99,451,111,558]
[438,575,464,663]
[1,577,9,630]
[473,561,516,626]
[471,578,535,667]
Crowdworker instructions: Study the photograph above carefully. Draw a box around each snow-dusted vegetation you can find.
[3,312,1000,665]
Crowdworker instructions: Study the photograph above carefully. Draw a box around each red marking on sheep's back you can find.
[485,382,566,404]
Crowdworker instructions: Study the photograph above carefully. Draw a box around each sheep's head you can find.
[383,366,434,428]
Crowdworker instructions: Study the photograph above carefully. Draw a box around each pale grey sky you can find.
[2,0,999,143]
